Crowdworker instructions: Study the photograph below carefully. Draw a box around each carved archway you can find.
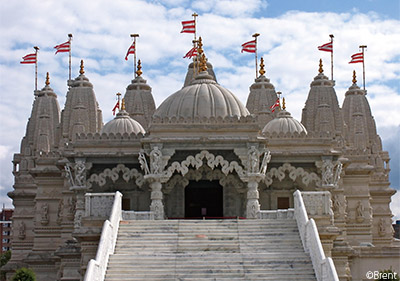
[87,164,145,188]
[264,163,320,188]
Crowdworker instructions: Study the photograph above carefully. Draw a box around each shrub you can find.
[11,268,36,281]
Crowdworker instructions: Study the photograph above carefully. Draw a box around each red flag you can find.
[349,52,363,64]
[112,101,120,115]
[270,98,280,113]
[125,41,135,61]
[54,41,70,54]
[318,41,332,52]
[183,47,198,59]
[181,20,195,33]
[241,40,256,53]
[20,53,37,64]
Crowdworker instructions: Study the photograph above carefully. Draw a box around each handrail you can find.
[84,191,122,281]
[293,190,339,281]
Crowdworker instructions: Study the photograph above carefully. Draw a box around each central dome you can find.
[154,71,249,120]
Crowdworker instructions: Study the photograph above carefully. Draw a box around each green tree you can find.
[0,251,11,281]
[11,268,36,281]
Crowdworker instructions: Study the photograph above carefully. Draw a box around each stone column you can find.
[246,179,260,219]
[148,176,165,220]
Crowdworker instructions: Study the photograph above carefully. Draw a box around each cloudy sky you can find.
[0,0,399,219]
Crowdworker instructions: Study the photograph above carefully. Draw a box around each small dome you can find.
[262,109,307,135]
[101,110,145,135]
[154,71,249,120]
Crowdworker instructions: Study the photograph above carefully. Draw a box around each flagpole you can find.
[34,46,39,92]
[360,45,367,90]
[252,33,260,79]
[192,13,199,77]
[192,13,198,42]
[329,34,334,81]
[131,34,139,78]
[68,33,73,86]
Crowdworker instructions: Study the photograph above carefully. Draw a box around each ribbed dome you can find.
[101,110,145,135]
[154,71,249,120]
[262,109,307,135]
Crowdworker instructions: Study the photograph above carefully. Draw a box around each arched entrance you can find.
[184,180,223,218]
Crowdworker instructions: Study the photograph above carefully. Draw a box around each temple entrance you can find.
[185,180,223,218]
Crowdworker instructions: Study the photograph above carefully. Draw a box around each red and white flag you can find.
[112,101,120,115]
[54,41,71,54]
[241,40,256,53]
[349,52,363,64]
[270,98,280,113]
[318,41,333,52]
[181,20,195,33]
[20,53,37,64]
[125,41,135,61]
[183,47,198,59]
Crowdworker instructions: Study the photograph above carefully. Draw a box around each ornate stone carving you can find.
[85,193,115,217]
[317,159,343,188]
[378,218,386,237]
[18,221,26,240]
[138,151,150,175]
[356,201,365,223]
[87,164,144,188]
[150,146,164,175]
[301,191,334,220]
[247,146,271,175]
[41,203,49,225]
[65,160,88,187]
[265,162,320,187]
[67,196,76,221]
[57,199,63,225]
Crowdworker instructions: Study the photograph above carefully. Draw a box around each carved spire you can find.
[136,60,142,77]
[319,59,323,74]
[79,60,85,75]
[45,72,50,86]
[259,57,266,76]
[352,70,357,84]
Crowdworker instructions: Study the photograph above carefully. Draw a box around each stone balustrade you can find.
[293,190,339,281]
[84,191,122,281]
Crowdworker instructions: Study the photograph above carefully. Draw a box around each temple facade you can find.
[6,43,399,280]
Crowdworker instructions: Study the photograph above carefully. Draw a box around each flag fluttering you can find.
[125,41,135,61]
[318,41,333,52]
[241,40,256,53]
[112,101,120,115]
[54,41,71,54]
[349,52,363,64]
[20,53,37,64]
[183,47,198,59]
[270,98,280,113]
[181,20,195,33]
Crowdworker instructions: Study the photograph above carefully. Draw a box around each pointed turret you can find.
[124,60,156,130]
[342,70,381,150]
[301,59,343,136]
[246,57,278,128]
[20,72,61,156]
[60,60,103,141]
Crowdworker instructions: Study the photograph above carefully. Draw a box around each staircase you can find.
[104,219,317,281]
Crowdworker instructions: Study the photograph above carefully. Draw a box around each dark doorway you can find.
[185,180,223,218]
[277,197,290,209]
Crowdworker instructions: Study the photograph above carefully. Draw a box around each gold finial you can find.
[136,59,142,77]
[282,97,286,110]
[199,53,207,72]
[352,70,357,84]
[121,98,126,111]
[197,37,203,55]
[80,60,85,75]
[45,72,50,86]
[259,57,266,76]
[319,59,323,74]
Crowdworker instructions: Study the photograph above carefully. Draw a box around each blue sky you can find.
[0,0,399,218]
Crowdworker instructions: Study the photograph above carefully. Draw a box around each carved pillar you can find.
[246,179,260,219]
[148,177,165,220]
